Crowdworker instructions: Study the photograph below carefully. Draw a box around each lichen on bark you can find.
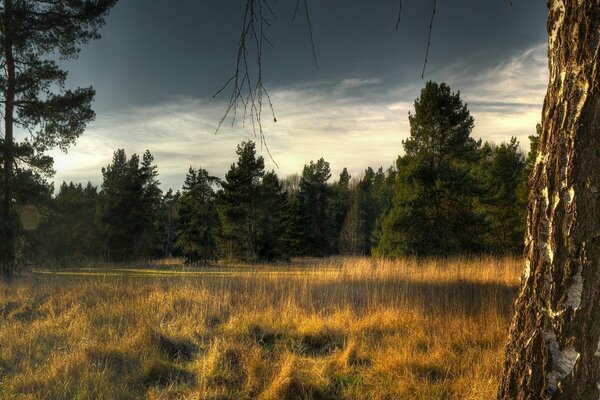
[498,2,600,399]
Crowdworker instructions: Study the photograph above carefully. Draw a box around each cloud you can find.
[337,78,382,90]
[50,44,548,191]
[433,43,548,144]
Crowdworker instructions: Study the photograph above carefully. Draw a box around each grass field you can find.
[0,257,522,399]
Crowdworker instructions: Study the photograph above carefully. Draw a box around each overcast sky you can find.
[49,0,549,191]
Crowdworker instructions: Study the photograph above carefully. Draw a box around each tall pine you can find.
[376,81,483,257]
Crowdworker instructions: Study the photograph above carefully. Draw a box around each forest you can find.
[12,81,537,267]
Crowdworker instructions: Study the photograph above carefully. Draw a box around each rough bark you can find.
[498,1,600,399]
[1,0,16,279]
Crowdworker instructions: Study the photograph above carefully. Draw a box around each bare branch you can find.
[303,0,318,70]
[421,0,437,79]
[395,0,403,30]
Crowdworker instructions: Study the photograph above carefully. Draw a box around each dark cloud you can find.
[53,2,549,190]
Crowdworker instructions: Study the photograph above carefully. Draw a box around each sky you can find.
[49,0,550,191]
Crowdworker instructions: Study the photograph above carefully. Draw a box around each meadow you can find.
[0,257,522,399]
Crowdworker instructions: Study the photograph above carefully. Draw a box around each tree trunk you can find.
[498,2,600,399]
[1,0,16,279]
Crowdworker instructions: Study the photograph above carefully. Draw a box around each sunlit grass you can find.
[0,256,521,399]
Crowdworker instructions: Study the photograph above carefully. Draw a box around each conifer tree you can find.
[99,149,162,261]
[476,138,527,253]
[376,81,483,257]
[218,141,265,260]
[0,0,117,277]
[294,158,334,256]
[176,168,220,263]
[49,182,100,263]
[255,171,288,260]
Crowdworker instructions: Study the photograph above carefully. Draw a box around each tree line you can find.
[9,81,537,265]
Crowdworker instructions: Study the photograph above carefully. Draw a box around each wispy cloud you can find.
[51,44,548,191]
[337,78,383,90]
[435,43,548,143]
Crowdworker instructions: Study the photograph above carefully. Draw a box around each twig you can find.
[421,0,437,79]
[395,0,403,30]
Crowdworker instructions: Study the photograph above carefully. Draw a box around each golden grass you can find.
[0,256,522,399]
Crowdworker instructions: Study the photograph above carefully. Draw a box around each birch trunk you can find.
[498,1,600,398]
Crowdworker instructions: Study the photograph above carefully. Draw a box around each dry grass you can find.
[0,256,522,399]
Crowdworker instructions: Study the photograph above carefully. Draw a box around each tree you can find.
[176,168,220,263]
[162,189,180,258]
[476,138,527,253]
[255,171,288,261]
[10,168,53,264]
[339,167,381,255]
[375,81,483,257]
[0,0,117,277]
[498,4,600,398]
[331,168,352,252]
[99,149,163,261]
[218,141,265,261]
[293,158,334,256]
[48,182,101,263]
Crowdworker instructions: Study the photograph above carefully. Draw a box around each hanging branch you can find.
[215,0,320,166]
[421,0,437,79]
[214,0,277,165]
[395,0,403,30]
[303,0,319,69]
[292,0,318,69]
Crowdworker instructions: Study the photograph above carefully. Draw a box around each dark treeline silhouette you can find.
[9,82,537,265]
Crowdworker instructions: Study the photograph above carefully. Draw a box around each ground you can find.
[0,257,521,399]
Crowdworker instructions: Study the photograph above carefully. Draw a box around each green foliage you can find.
[10,170,54,263]
[176,168,220,263]
[218,141,265,260]
[475,138,526,253]
[376,81,484,257]
[218,141,287,261]
[46,182,101,263]
[99,149,163,261]
[0,0,117,272]
[288,158,335,256]
[330,168,353,252]
[255,171,289,261]
[339,167,386,255]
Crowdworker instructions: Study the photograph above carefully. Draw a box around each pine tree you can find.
[218,141,265,261]
[49,182,100,263]
[176,168,220,263]
[99,149,162,261]
[476,138,527,253]
[331,168,352,252]
[0,0,117,277]
[376,81,483,257]
[294,158,334,256]
[255,171,288,260]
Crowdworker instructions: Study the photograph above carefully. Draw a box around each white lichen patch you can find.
[523,260,531,281]
[536,151,548,166]
[564,271,583,310]
[548,0,565,61]
[538,187,554,265]
[542,187,550,208]
[552,192,562,214]
[573,80,590,123]
[544,331,580,394]
[595,341,600,357]
[564,187,575,206]
[540,240,554,265]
